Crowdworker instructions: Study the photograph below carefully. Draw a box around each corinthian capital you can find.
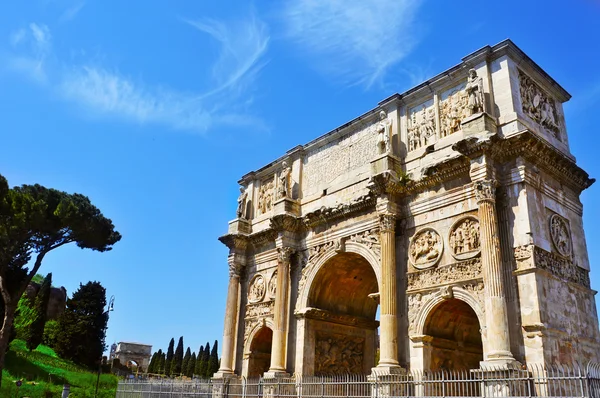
[473,179,497,203]
[277,247,295,265]
[379,213,396,233]
[228,259,244,278]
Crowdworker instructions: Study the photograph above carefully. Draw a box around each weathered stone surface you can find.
[217,40,600,378]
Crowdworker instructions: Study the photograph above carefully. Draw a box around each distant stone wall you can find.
[24,282,67,320]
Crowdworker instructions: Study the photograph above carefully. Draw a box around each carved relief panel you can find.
[257,178,274,215]
[449,216,481,260]
[439,83,468,138]
[549,214,572,258]
[315,331,364,375]
[518,70,561,140]
[267,270,277,299]
[409,228,443,269]
[248,274,266,303]
[407,99,436,152]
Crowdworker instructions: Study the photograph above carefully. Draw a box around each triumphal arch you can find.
[216,40,600,378]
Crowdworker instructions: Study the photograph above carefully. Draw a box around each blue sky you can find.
[1,1,600,357]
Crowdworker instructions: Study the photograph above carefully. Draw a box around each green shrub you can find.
[42,320,60,349]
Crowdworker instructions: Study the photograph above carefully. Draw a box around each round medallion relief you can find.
[409,227,443,269]
[267,270,277,299]
[248,274,266,303]
[449,216,481,260]
[550,214,572,257]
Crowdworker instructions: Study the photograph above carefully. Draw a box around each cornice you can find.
[302,192,376,229]
[270,214,304,234]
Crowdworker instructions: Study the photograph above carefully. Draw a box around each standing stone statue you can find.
[236,186,248,218]
[278,161,292,199]
[465,68,484,115]
[376,110,391,154]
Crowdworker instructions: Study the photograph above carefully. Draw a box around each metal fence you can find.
[116,363,600,398]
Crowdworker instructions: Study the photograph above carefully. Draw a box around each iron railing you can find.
[116,363,600,398]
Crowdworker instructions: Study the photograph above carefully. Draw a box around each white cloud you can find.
[6,23,52,83]
[283,0,423,88]
[60,2,86,23]
[185,15,269,98]
[60,67,213,131]
[5,16,270,133]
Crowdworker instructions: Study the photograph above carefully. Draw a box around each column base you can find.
[212,370,237,379]
[480,358,521,370]
[263,370,290,379]
[370,364,406,377]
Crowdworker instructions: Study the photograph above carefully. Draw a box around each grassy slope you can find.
[2,339,118,397]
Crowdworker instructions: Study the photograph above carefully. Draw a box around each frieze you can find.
[409,227,443,270]
[347,229,381,261]
[407,259,482,291]
[518,69,561,139]
[303,193,376,229]
[248,274,266,303]
[449,216,481,260]
[315,331,365,376]
[549,214,572,257]
[514,245,589,287]
[300,307,379,330]
[246,300,275,319]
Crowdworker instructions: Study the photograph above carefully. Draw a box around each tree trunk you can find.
[0,302,17,389]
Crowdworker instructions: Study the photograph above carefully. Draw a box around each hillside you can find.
[1,339,118,397]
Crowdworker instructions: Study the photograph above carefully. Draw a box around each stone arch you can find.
[244,320,274,378]
[412,286,485,337]
[297,240,381,313]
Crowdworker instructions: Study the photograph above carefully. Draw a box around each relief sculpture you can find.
[440,84,469,137]
[315,332,364,375]
[549,214,572,257]
[268,270,277,298]
[409,228,443,269]
[408,102,436,152]
[449,217,480,260]
[257,180,274,215]
[519,70,561,139]
[248,274,266,303]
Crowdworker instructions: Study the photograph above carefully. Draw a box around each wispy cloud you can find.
[6,23,52,83]
[5,15,270,133]
[283,0,423,89]
[184,15,269,98]
[60,67,213,131]
[60,2,86,23]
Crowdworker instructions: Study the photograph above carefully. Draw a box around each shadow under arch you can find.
[298,249,380,375]
[412,286,485,372]
[244,321,274,378]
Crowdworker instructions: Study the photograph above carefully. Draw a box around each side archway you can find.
[243,320,275,378]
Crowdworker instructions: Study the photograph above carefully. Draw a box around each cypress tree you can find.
[195,346,204,376]
[198,342,210,378]
[187,352,197,378]
[208,340,219,377]
[54,281,108,369]
[182,347,191,377]
[173,336,184,375]
[147,353,156,373]
[158,352,166,374]
[165,338,175,376]
[27,273,52,351]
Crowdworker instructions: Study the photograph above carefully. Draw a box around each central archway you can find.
[423,298,483,371]
[306,252,379,375]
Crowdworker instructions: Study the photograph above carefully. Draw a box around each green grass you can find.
[2,339,118,397]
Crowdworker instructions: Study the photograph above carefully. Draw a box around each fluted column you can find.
[377,213,400,369]
[217,260,242,375]
[268,247,294,374]
[474,179,515,363]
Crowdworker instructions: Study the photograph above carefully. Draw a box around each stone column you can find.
[216,259,242,376]
[474,179,515,364]
[377,213,401,371]
[267,247,294,376]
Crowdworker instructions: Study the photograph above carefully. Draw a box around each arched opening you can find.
[423,298,483,371]
[307,253,379,375]
[247,326,273,378]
